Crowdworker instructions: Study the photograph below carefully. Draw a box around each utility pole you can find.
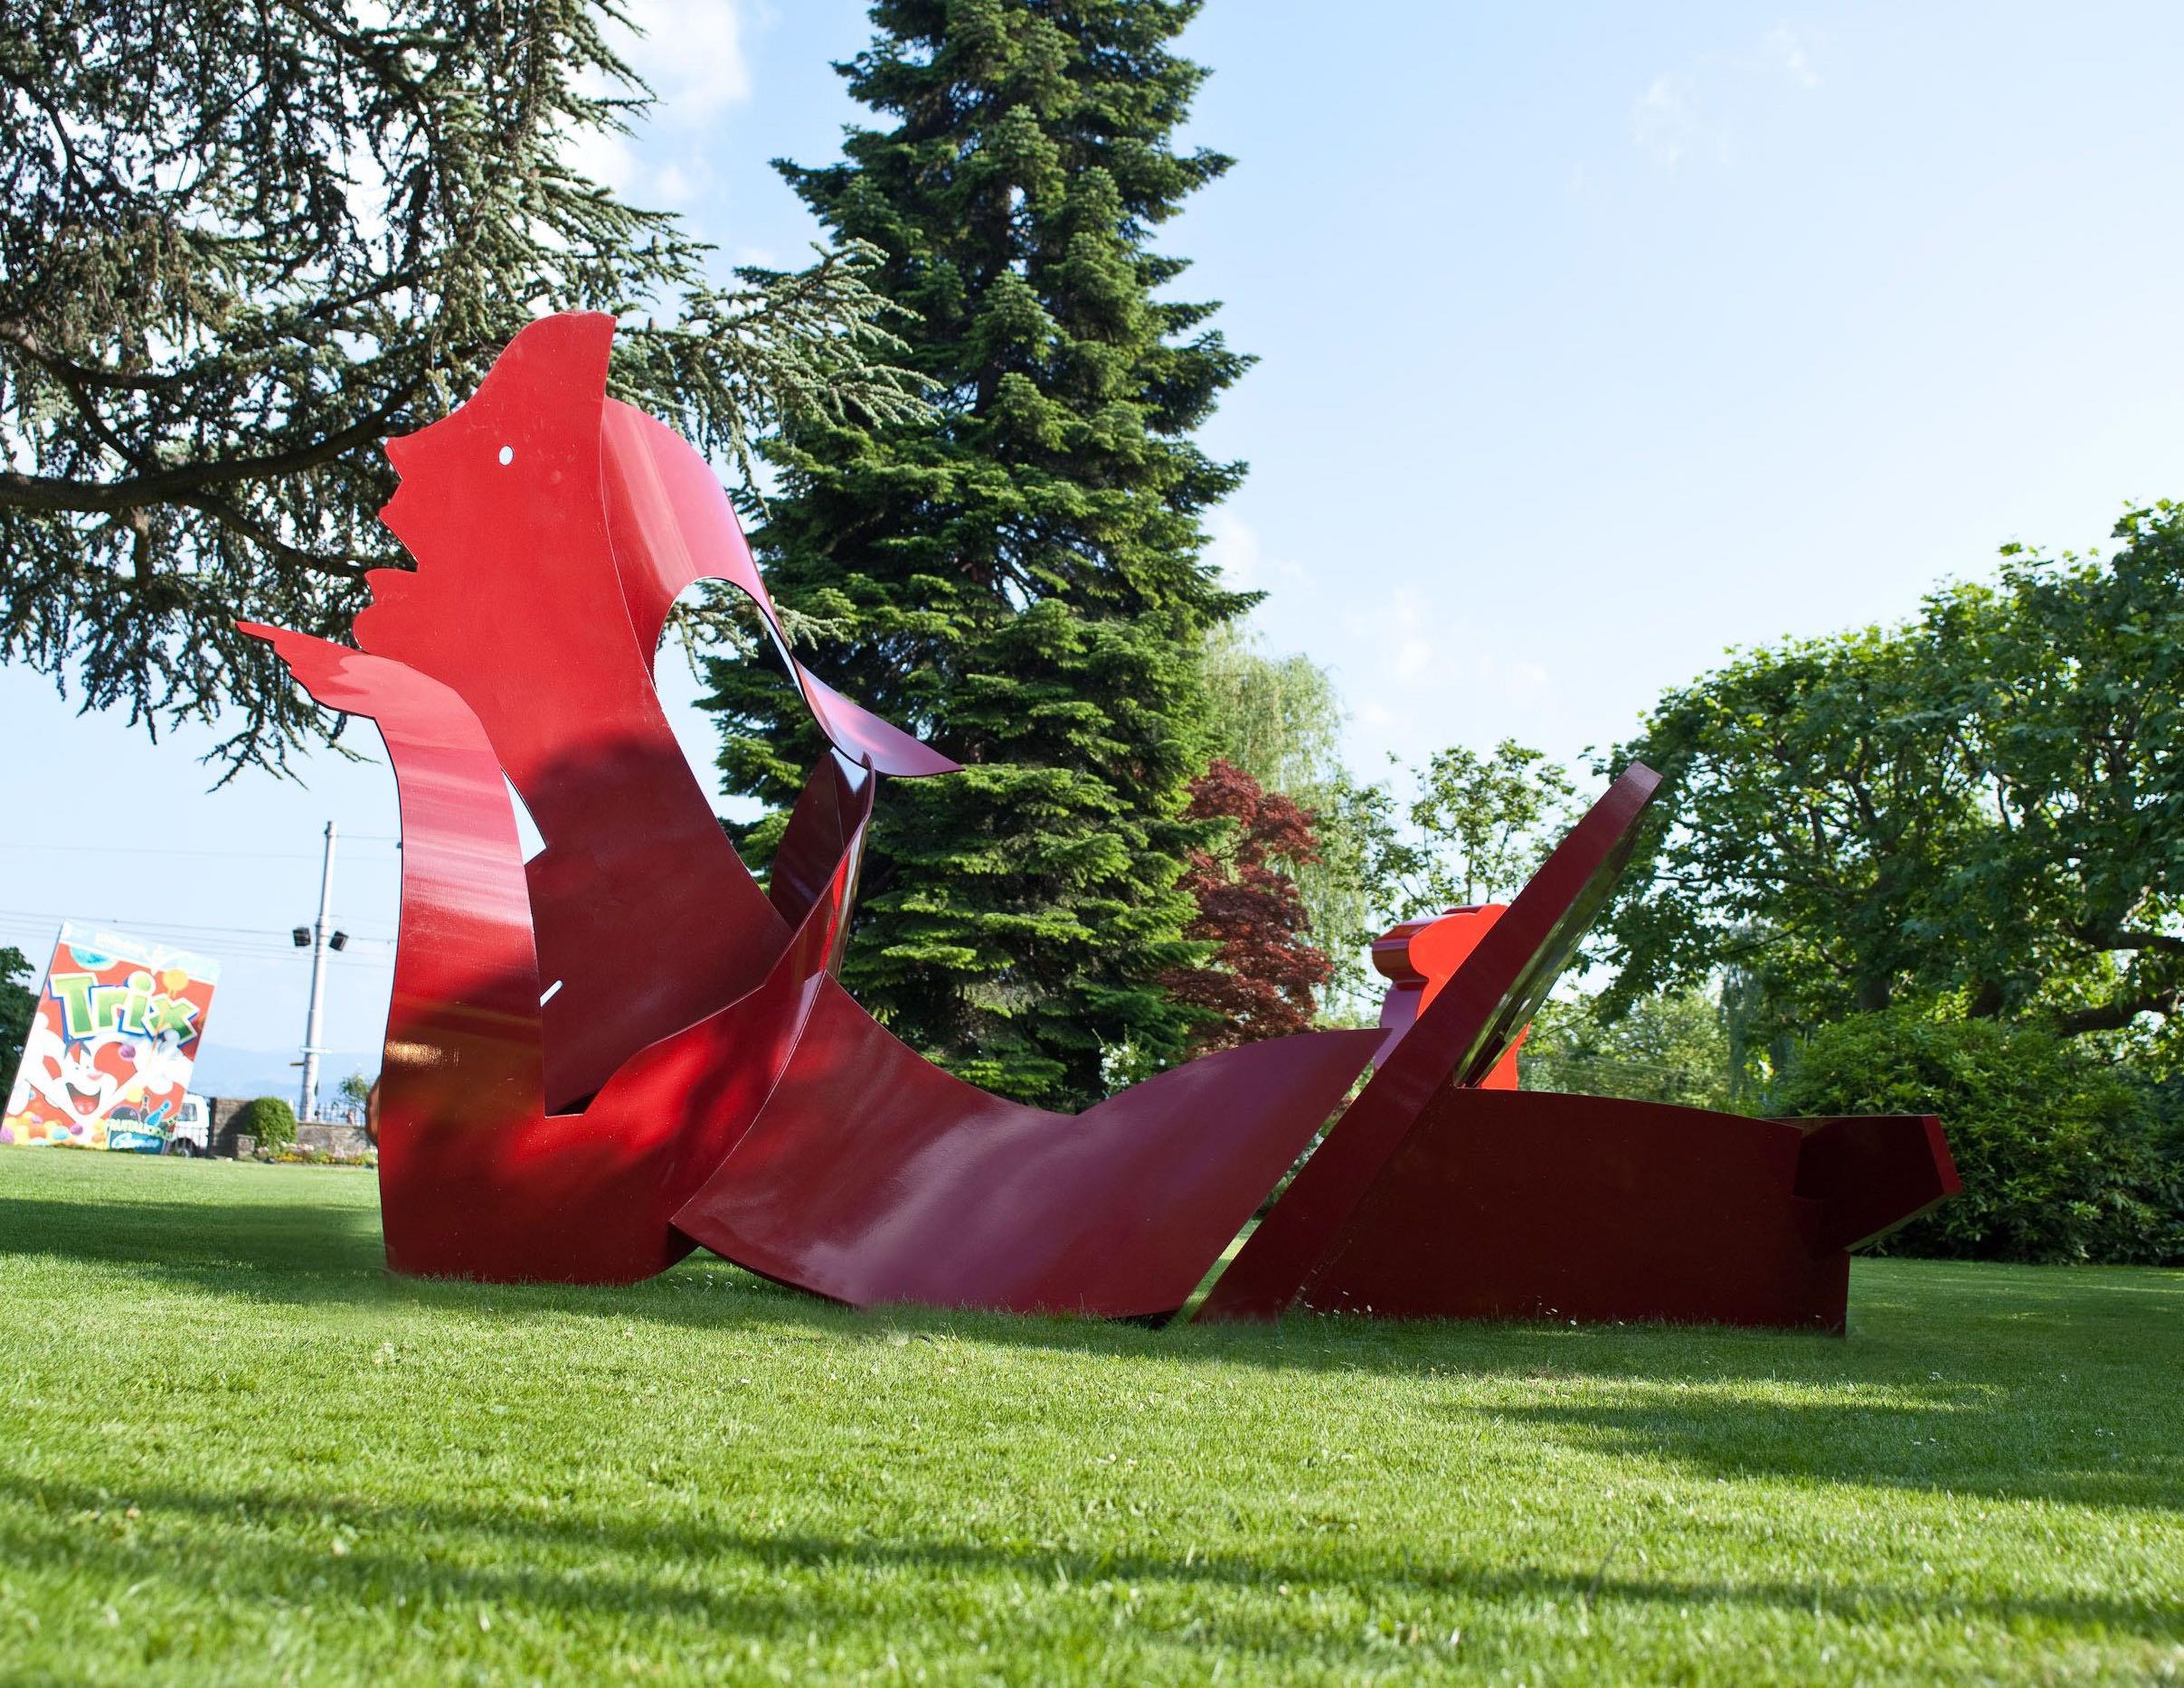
[298,821,337,1122]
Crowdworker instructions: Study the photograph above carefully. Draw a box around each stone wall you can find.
[207,1096,254,1157]
[296,1122,373,1157]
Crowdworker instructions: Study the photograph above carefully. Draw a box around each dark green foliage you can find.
[232,1095,297,1153]
[1596,627,1985,1037]
[706,0,1252,1104]
[1522,986,1740,1112]
[1389,741,1578,913]
[1932,508,2184,1041]
[1774,1011,2183,1265]
[1597,505,2184,1056]
[0,946,33,1081]
[1,0,923,775]
[1339,740,1577,929]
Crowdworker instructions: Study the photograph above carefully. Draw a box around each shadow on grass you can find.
[0,1181,1978,1359]
[1483,1393,2180,1515]
[2,1468,2178,1666]
[0,1191,386,1285]
[7,1175,2180,1520]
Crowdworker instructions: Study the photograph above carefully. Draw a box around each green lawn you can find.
[0,1153,2178,1684]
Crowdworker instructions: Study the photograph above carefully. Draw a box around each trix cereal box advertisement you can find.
[2,925,220,1153]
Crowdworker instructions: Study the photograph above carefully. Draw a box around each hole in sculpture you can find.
[657,580,765,835]
[539,979,564,1006]
[502,774,546,863]
[496,445,514,466]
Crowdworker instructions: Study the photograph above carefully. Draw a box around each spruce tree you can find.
[707,0,1252,1106]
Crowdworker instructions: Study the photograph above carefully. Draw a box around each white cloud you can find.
[1204,510,1304,591]
[1337,585,1555,766]
[1631,24,1823,170]
[653,162,695,205]
[1631,73,1711,168]
[1763,25,1820,89]
[561,0,752,204]
[619,0,752,121]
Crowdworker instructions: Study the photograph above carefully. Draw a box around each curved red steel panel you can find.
[672,994,1383,1318]
[354,314,783,1109]
[347,316,953,1111]
[241,621,877,1284]
[237,626,547,1134]
[597,399,958,779]
[768,757,872,975]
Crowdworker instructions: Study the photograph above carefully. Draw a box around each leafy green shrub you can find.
[1773,1012,2182,1265]
[232,1096,297,1153]
[1523,987,1743,1112]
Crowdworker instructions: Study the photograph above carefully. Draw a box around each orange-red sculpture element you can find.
[1372,905,1525,1082]
[244,315,1956,1331]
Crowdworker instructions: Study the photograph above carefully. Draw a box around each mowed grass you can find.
[0,1154,2178,1685]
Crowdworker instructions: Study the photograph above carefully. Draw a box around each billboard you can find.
[2,925,221,1152]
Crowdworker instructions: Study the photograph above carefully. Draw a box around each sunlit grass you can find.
[1,1150,2178,1683]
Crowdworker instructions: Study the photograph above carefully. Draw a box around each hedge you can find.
[1773,1011,2182,1265]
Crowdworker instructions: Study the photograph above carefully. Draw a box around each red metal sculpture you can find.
[1194,769,1960,1331]
[246,314,1379,1310]
[244,314,1955,1330]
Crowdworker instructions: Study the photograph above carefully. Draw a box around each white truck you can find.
[162,1093,213,1157]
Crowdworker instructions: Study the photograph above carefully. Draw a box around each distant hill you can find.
[190,1044,379,1103]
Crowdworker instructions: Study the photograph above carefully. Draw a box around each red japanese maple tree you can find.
[1164,759,1335,1051]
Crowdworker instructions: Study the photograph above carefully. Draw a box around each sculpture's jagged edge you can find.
[326,313,952,1108]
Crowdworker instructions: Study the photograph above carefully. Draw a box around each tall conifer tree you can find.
[707,0,1251,1105]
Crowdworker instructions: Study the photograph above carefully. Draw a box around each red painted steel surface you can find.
[1285,1089,1955,1332]
[242,312,1384,1304]
[357,315,778,1110]
[1794,1113,1962,1256]
[1199,762,1962,1332]
[1372,904,1524,1082]
[238,622,876,1283]
[241,312,1956,1328]
[671,988,1382,1318]
[1198,766,1665,1323]
[768,757,872,976]
[350,313,955,1112]
[597,398,956,780]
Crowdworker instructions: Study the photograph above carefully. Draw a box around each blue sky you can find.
[8,0,2184,1078]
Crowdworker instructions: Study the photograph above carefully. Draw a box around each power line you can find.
[0,916,396,972]
[0,906,392,940]
[0,936,392,971]
[0,838,400,860]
